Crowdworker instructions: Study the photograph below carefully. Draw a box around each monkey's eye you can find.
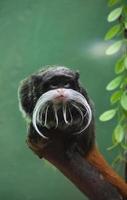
[64,83,71,88]
[50,83,58,89]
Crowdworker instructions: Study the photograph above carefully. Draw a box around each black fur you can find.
[19,66,95,157]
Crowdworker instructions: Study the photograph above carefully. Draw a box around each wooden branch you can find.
[27,136,127,200]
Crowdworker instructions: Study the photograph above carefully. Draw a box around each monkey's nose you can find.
[56,88,65,95]
[55,88,66,101]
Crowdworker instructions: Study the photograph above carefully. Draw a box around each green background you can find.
[0,1,118,200]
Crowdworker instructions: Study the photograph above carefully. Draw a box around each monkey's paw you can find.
[26,136,51,158]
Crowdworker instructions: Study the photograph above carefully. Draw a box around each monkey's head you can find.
[19,66,93,139]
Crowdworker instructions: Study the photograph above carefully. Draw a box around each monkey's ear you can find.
[75,71,80,80]
[18,75,39,118]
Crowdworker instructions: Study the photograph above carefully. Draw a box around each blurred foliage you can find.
[100,0,127,169]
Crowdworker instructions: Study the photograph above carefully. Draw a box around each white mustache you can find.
[32,89,92,139]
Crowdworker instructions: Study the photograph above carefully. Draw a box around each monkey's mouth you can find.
[32,89,92,139]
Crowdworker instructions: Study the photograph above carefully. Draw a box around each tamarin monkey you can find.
[18,66,127,198]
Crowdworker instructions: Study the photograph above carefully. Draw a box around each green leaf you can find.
[124,6,127,14]
[112,129,117,144]
[121,143,127,150]
[108,0,121,7]
[120,92,127,110]
[105,24,121,40]
[107,7,123,22]
[124,77,127,84]
[107,143,118,150]
[113,124,124,143]
[110,90,121,104]
[124,57,127,69]
[106,40,122,55]
[106,75,123,91]
[115,56,125,74]
[124,22,127,29]
[99,109,117,121]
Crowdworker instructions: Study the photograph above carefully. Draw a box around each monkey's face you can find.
[31,68,92,139]
[19,67,92,139]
